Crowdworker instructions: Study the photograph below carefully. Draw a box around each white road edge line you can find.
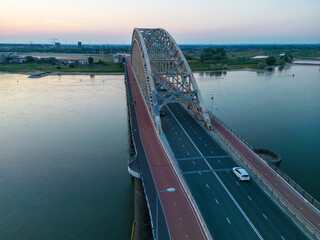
[167,106,264,240]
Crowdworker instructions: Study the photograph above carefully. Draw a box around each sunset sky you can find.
[1,0,319,44]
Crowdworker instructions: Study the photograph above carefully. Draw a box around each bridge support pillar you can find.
[132,178,153,240]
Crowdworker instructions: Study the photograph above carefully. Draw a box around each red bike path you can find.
[126,59,207,239]
[210,115,320,236]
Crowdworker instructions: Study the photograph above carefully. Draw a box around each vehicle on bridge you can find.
[232,167,250,181]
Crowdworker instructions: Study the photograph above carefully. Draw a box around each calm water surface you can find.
[0,64,319,239]
[195,65,320,201]
[0,74,133,240]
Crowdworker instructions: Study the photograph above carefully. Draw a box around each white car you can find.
[232,167,250,181]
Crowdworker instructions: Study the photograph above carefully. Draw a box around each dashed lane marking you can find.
[215,199,219,204]
[281,236,285,240]
[248,196,252,201]
[226,218,231,224]
[167,106,263,240]
[236,181,239,186]
[192,161,195,165]
[262,214,268,220]
[206,184,210,189]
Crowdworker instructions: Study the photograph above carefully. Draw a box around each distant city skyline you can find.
[1,0,319,44]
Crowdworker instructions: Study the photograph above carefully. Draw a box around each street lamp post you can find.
[208,94,214,113]
[156,188,176,240]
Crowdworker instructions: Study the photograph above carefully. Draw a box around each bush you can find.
[69,64,75,68]
[258,61,266,69]
[278,59,286,66]
[211,64,223,70]
[56,66,61,69]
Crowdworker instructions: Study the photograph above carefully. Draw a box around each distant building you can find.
[78,42,82,49]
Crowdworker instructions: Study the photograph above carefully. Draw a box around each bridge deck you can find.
[126,59,207,239]
[161,103,312,239]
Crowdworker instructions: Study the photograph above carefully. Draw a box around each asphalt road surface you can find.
[161,103,308,240]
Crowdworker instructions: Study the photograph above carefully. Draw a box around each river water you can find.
[0,64,319,239]
[0,74,133,240]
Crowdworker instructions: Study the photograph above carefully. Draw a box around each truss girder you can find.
[131,28,212,131]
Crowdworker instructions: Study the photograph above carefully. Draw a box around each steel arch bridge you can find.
[131,28,212,132]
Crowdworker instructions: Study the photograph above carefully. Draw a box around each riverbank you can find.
[1,60,319,79]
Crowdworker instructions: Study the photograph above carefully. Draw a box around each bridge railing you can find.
[208,112,255,150]
[208,111,320,239]
[268,163,320,211]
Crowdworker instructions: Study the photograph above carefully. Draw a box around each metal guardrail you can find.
[208,112,255,151]
[268,162,320,211]
[208,111,320,239]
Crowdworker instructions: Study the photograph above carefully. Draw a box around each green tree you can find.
[200,47,227,62]
[88,57,94,65]
[266,56,276,66]
[281,53,293,63]
[25,56,35,63]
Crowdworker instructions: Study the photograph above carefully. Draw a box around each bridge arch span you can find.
[131,28,212,132]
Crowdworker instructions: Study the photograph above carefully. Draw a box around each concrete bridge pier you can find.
[132,177,153,240]
[128,156,152,240]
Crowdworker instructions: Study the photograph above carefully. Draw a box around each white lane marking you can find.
[218,160,221,163]
[192,161,195,165]
[281,236,285,240]
[187,152,190,156]
[262,213,268,220]
[226,218,231,224]
[175,132,177,135]
[179,138,181,141]
[206,184,210,189]
[199,172,202,175]
[199,137,202,140]
[167,106,264,240]
[194,131,197,134]
[215,199,219,205]
[205,143,207,146]
[236,181,239,186]
[248,196,252,201]
[182,145,185,148]
[211,150,213,154]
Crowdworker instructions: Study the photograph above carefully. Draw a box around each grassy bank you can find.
[0,62,125,74]
[188,58,260,71]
